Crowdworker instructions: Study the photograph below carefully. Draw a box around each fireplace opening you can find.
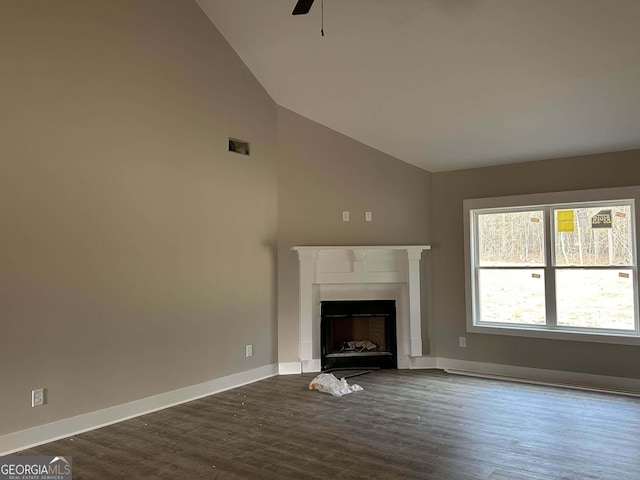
[321,300,397,371]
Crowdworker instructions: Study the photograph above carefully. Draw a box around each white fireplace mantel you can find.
[292,245,431,372]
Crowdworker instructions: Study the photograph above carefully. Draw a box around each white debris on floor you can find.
[308,373,364,397]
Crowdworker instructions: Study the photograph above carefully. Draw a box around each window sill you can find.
[467,323,640,346]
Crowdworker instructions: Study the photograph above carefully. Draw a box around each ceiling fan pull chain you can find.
[321,0,324,36]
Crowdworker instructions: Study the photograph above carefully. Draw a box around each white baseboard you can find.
[408,356,438,369]
[278,362,302,375]
[301,359,321,373]
[437,358,640,397]
[0,364,278,456]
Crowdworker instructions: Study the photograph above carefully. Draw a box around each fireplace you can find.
[290,245,430,373]
[321,300,397,371]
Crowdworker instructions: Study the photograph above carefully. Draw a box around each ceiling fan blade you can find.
[292,0,314,15]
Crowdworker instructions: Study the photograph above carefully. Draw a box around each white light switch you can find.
[342,211,350,222]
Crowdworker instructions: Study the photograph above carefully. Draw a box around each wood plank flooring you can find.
[16,370,640,479]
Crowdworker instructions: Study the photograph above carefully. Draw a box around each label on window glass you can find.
[557,210,575,232]
[591,210,612,229]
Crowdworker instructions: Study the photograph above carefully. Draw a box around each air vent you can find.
[228,138,250,156]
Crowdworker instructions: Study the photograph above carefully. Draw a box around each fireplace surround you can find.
[292,245,430,372]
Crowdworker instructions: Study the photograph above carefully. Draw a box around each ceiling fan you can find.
[292,0,315,15]
[292,0,327,36]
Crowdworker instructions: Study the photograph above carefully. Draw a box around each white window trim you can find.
[464,185,640,346]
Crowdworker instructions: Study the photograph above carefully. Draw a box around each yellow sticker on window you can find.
[557,210,575,232]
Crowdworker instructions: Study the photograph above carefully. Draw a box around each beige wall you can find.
[276,107,433,363]
[431,149,640,378]
[0,0,278,436]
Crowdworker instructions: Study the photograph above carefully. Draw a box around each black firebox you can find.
[320,300,397,371]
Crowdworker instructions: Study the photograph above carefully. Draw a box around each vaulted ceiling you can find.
[196,0,640,172]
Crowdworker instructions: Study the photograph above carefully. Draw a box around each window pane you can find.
[478,269,546,325]
[556,269,636,331]
[477,210,545,266]
[554,205,633,266]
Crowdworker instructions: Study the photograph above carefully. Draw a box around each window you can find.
[464,187,640,344]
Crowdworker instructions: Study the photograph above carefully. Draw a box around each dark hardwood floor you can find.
[16,370,640,479]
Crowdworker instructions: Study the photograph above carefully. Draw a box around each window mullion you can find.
[544,207,557,327]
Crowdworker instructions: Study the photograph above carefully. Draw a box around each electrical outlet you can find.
[32,388,45,407]
[245,344,253,357]
[459,336,467,348]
